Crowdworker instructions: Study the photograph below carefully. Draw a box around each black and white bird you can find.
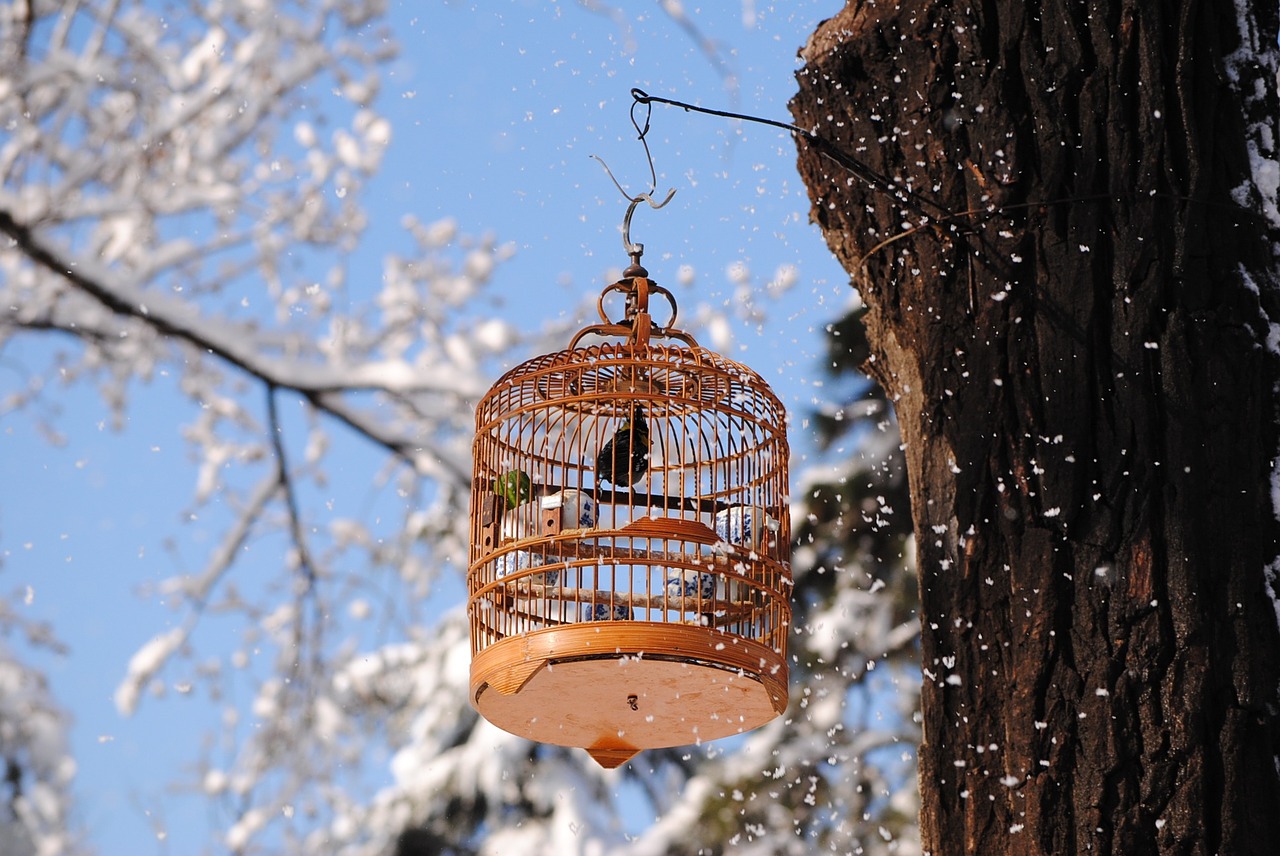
[594,405,649,487]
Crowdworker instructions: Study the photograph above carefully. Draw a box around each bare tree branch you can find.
[266,383,318,586]
[0,207,477,488]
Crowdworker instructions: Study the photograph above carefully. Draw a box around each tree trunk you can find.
[791,2,1280,854]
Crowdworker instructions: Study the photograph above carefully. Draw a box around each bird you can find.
[594,405,649,487]
[492,469,532,511]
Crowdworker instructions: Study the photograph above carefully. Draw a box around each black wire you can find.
[627,88,1272,263]
[629,93,659,197]
[630,87,956,224]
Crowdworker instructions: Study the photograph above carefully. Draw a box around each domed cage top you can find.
[467,271,791,768]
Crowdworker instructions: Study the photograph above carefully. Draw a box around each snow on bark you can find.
[113,628,186,717]
[1226,0,1280,231]
[1226,2,1280,640]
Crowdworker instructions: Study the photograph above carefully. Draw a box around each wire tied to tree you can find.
[629,87,956,226]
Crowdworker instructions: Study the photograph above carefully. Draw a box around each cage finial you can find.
[622,196,648,274]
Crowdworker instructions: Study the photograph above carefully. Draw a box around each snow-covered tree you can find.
[0,1,546,850]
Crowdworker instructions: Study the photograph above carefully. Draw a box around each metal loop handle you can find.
[569,276,694,351]
[566,322,700,352]
[595,279,678,329]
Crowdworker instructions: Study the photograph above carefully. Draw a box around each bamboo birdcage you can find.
[468,264,791,769]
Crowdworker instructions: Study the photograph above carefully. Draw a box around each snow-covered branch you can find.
[0,209,484,399]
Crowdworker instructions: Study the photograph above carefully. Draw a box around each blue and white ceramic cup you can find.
[585,602,631,621]
[666,568,715,600]
[714,505,775,551]
[493,549,561,586]
[541,489,595,529]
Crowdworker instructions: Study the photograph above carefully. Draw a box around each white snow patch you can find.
[114,628,186,716]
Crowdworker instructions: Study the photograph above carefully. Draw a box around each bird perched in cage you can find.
[594,406,649,487]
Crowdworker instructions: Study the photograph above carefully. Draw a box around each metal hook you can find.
[590,92,677,268]
[621,191,676,265]
[590,155,676,266]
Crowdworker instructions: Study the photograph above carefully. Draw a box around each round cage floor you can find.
[471,623,788,767]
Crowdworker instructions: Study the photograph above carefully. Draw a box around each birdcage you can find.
[468,262,791,769]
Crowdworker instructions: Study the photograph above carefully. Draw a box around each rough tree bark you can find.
[791,2,1280,854]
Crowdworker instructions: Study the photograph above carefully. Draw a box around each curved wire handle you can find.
[591,93,677,265]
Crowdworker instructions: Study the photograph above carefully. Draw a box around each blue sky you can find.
[0,2,860,852]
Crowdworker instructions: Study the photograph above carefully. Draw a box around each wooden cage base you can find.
[470,623,788,768]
